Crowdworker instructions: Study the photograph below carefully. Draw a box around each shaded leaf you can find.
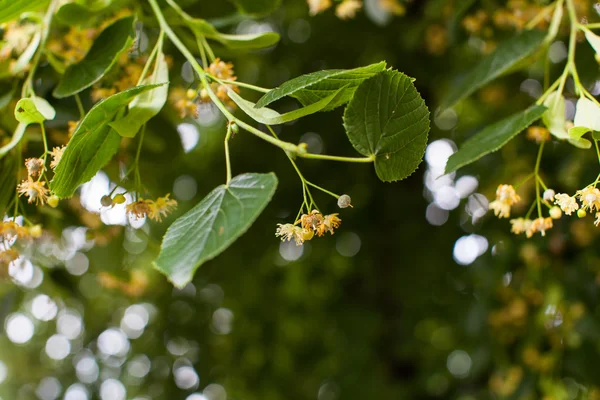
[229,0,281,17]
[0,124,27,159]
[255,62,387,111]
[154,173,278,288]
[109,53,169,137]
[14,96,55,125]
[343,70,430,182]
[227,86,346,125]
[0,156,17,216]
[445,105,546,174]
[51,84,162,198]
[55,3,95,25]
[0,0,48,24]
[441,30,546,110]
[53,16,135,98]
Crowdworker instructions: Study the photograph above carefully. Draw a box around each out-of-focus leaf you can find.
[343,70,430,182]
[584,27,600,56]
[0,156,17,216]
[0,124,27,159]
[0,0,48,24]
[154,172,278,288]
[229,0,281,17]
[1,31,41,78]
[109,54,169,138]
[14,96,55,125]
[441,30,546,110]
[255,62,387,111]
[445,105,546,174]
[167,0,280,49]
[55,3,95,25]
[227,86,346,125]
[51,84,161,198]
[53,16,135,98]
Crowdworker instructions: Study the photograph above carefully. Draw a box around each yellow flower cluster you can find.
[276,210,341,246]
[169,87,199,119]
[335,0,362,20]
[203,58,240,109]
[125,194,178,222]
[489,184,521,218]
[0,220,29,241]
[47,27,97,65]
[17,178,49,206]
[510,217,553,238]
[0,21,38,62]
[526,126,551,143]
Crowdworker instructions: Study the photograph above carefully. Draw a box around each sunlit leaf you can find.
[227,86,346,125]
[440,30,546,110]
[255,62,387,111]
[53,16,135,98]
[51,84,163,198]
[445,105,546,174]
[343,70,430,182]
[154,173,278,288]
[109,53,169,138]
[14,96,56,125]
[0,0,48,24]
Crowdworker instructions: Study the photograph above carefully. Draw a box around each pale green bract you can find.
[14,96,56,125]
[154,173,278,288]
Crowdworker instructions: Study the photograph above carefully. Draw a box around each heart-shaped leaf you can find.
[154,173,278,288]
[53,16,135,98]
[445,105,546,174]
[343,70,430,182]
[255,62,387,111]
[51,84,163,198]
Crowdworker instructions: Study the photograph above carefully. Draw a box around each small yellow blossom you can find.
[50,146,66,169]
[147,194,178,222]
[307,0,332,15]
[336,0,362,20]
[90,87,117,102]
[526,217,553,238]
[169,87,198,119]
[297,210,324,230]
[595,212,600,227]
[204,58,240,109]
[276,223,312,246]
[17,178,49,205]
[510,218,531,235]
[554,193,579,215]
[526,126,550,143]
[316,213,342,236]
[576,186,600,212]
[489,184,520,218]
[126,200,151,219]
[0,221,29,240]
[205,58,236,80]
[24,158,45,178]
[379,0,405,15]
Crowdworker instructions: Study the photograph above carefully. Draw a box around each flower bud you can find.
[113,194,126,204]
[186,88,197,100]
[200,89,210,102]
[230,122,239,135]
[297,143,308,155]
[577,209,587,218]
[47,195,59,208]
[549,206,562,219]
[101,195,113,207]
[337,194,352,208]
[301,228,314,241]
[543,189,555,202]
[29,224,42,238]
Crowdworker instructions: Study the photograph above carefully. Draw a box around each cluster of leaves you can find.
[0,0,430,289]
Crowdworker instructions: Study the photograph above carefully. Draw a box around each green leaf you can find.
[227,86,346,125]
[51,84,162,198]
[109,53,169,137]
[229,0,281,17]
[441,30,546,110]
[0,124,27,159]
[343,70,430,182]
[0,156,17,217]
[573,97,600,132]
[7,31,41,77]
[444,105,546,174]
[53,16,135,98]
[154,173,278,288]
[0,0,48,24]
[14,96,56,125]
[542,91,568,139]
[167,0,280,50]
[584,27,600,56]
[255,62,387,111]
[55,3,95,25]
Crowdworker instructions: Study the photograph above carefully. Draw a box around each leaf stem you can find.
[305,181,340,199]
[74,94,85,119]
[224,124,233,185]
[299,153,375,163]
[216,79,270,93]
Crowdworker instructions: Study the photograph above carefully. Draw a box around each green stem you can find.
[534,142,545,218]
[134,124,146,194]
[137,31,164,86]
[224,124,233,185]
[201,36,216,61]
[514,172,535,189]
[299,153,375,163]
[584,23,600,29]
[216,78,270,93]
[305,181,340,199]
[74,94,85,119]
